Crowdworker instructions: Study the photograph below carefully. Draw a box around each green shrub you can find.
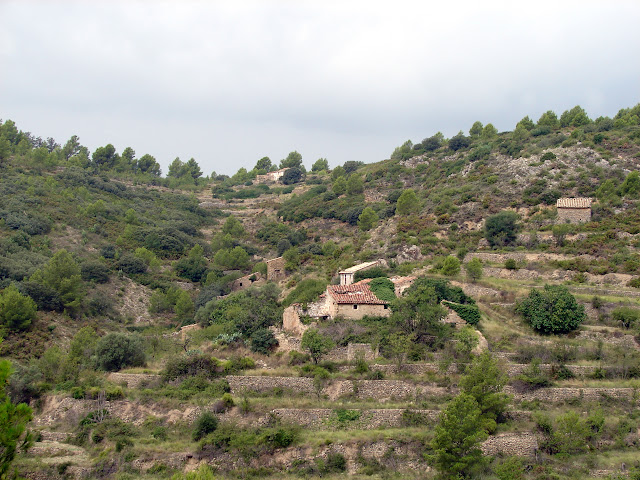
[504,258,518,270]
[540,151,557,161]
[249,328,278,354]
[80,261,110,283]
[515,359,551,390]
[93,333,146,371]
[261,426,298,448]
[192,412,218,441]
[162,355,220,381]
[0,284,37,331]
[116,254,147,275]
[441,256,461,276]
[368,277,396,302]
[288,351,310,366]
[611,307,640,329]
[517,284,586,334]
[485,211,519,247]
[324,452,347,473]
[443,301,481,326]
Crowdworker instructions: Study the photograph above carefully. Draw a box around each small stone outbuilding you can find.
[266,257,286,282]
[339,260,380,285]
[556,197,592,224]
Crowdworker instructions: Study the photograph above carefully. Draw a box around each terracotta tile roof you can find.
[556,197,592,208]
[327,282,387,305]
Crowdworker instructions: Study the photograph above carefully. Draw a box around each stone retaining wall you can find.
[270,408,532,429]
[271,408,440,429]
[481,432,539,456]
[360,362,598,378]
[227,376,451,401]
[107,373,162,389]
[506,386,637,403]
[227,375,316,395]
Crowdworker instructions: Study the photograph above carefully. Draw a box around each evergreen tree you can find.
[0,351,33,479]
[431,393,487,479]
[395,188,420,215]
[358,207,379,231]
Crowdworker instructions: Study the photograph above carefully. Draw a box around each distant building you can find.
[282,276,416,334]
[266,257,286,282]
[323,282,391,320]
[255,168,287,184]
[339,260,381,285]
[556,197,592,224]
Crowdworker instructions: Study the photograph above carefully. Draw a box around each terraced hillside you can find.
[2,106,640,479]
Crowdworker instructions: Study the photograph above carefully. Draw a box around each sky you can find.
[1,1,639,176]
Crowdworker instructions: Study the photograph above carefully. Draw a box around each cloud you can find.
[1,1,639,174]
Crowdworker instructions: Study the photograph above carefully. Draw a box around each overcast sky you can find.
[1,1,639,176]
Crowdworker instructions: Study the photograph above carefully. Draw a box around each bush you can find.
[440,256,461,276]
[162,355,221,381]
[443,301,481,326]
[192,412,218,441]
[283,278,326,307]
[485,211,519,247]
[611,307,640,329]
[368,277,396,302]
[517,284,586,334]
[249,328,278,355]
[116,255,147,275]
[80,261,110,283]
[504,259,518,270]
[288,351,311,366]
[94,333,146,371]
[0,284,37,331]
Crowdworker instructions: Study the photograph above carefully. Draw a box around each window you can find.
[383,305,388,309]
[353,305,358,310]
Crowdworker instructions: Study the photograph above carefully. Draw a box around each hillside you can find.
[1,104,640,480]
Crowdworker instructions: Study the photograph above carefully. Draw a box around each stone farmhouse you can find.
[255,168,287,184]
[556,197,592,224]
[322,282,392,320]
[283,276,417,334]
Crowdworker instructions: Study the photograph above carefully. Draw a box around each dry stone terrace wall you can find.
[33,395,256,428]
[271,408,532,429]
[228,375,637,404]
[271,408,440,429]
[505,386,638,403]
[353,362,597,378]
[481,432,539,456]
[464,252,595,264]
[107,373,162,389]
[227,376,451,401]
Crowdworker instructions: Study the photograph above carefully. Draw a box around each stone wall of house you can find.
[266,257,286,282]
[557,207,591,224]
[230,272,262,292]
[282,305,309,336]
[335,302,391,320]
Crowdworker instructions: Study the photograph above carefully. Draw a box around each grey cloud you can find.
[1,1,639,174]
